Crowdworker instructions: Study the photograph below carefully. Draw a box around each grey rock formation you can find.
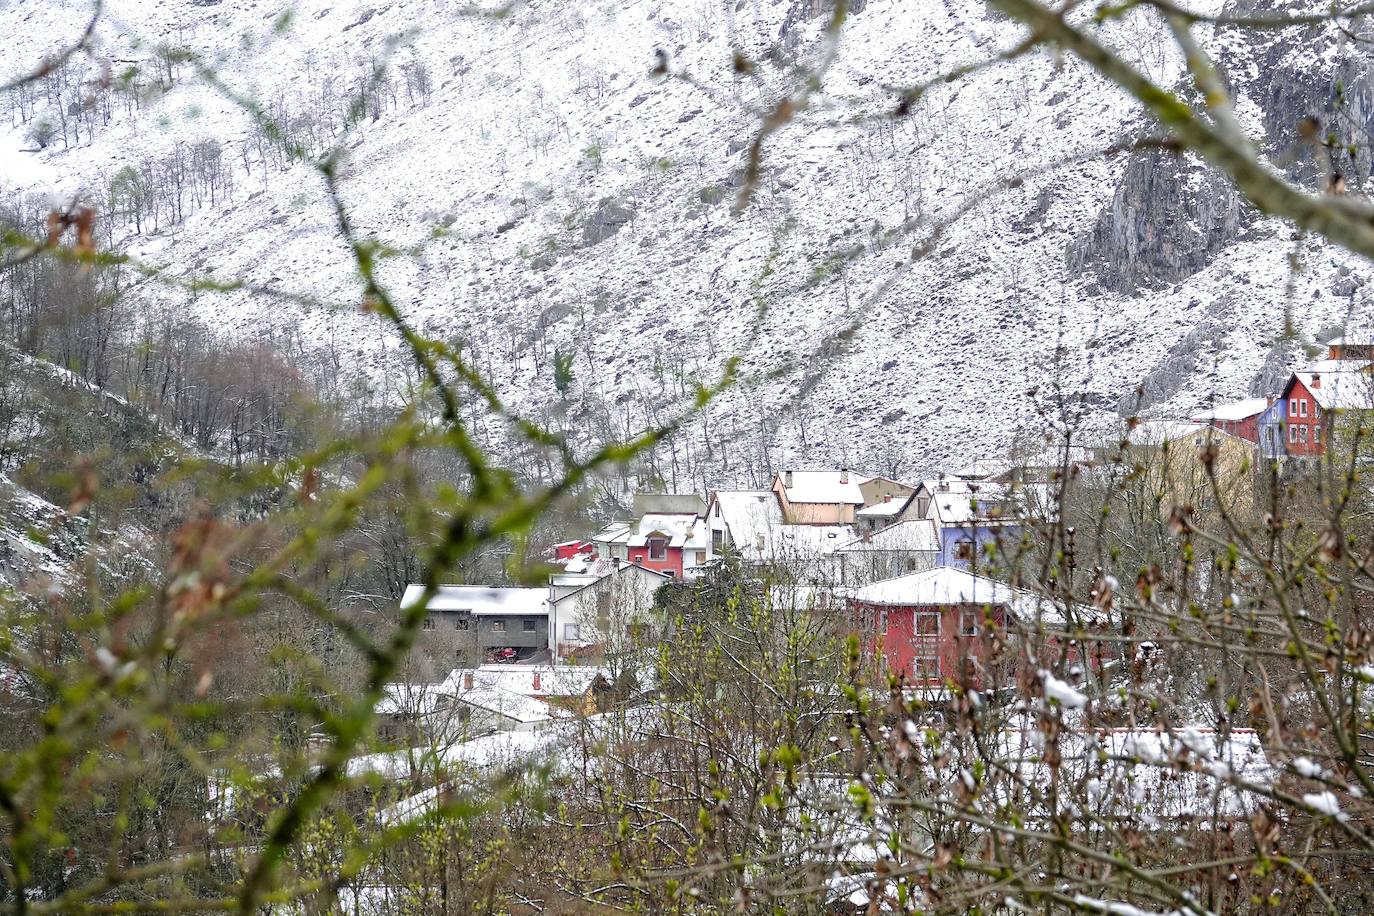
[582,197,634,246]
[1116,295,1236,415]
[1068,150,1245,293]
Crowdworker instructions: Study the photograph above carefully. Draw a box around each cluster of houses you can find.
[387,330,1374,737]
[1187,331,1374,462]
[397,463,1062,727]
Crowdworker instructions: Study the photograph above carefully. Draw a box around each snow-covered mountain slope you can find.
[3,0,1371,482]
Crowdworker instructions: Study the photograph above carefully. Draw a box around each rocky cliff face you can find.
[5,0,1374,477]
[1069,150,1247,296]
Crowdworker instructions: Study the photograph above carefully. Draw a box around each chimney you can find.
[532,671,542,693]
[462,671,474,691]
[784,470,793,488]
[840,467,850,484]
[883,493,892,503]
[1312,373,1321,389]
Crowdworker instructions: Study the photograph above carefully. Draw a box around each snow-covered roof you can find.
[400,584,547,616]
[712,490,783,558]
[1293,370,1374,411]
[549,572,600,588]
[1304,358,1373,374]
[845,567,1091,625]
[837,519,940,553]
[1191,397,1269,423]
[776,470,864,505]
[848,566,1022,607]
[629,512,707,548]
[376,683,450,717]
[926,480,1015,526]
[441,664,605,698]
[1123,420,1211,447]
[590,521,632,545]
[452,686,569,724]
[1322,329,1374,347]
[855,499,906,518]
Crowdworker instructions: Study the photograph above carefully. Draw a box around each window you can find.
[954,539,974,561]
[712,529,724,549]
[1299,425,1308,443]
[522,618,537,632]
[455,615,469,630]
[633,555,644,565]
[960,609,979,636]
[648,537,668,560]
[422,616,435,630]
[916,496,931,517]
[879,610,889,635]
[1290,398,1299,416]
[491,620,507,632]
[696,550,706,564]
[1300,399,1309,417]
[564,623,581,640]
[906,558,919,572]
[912,611,941,680]
[1289,424,1298,444]
[1314,425,1322,444]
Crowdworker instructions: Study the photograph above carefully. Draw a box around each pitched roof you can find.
[590,521,632,545]
[1191,397,1269,423]
[1291,371,1374,411]
[775,470,864,505]
[848,566,1022,607]
[856,499,907,518]
[845,567,1091,624]
[441,664,605,697]
[400,585,547,616]
[838,519,941,553]
[1321,329,1374,347]
[711,490,783,559]
[924,479,1015,526]
[629,513,707,548]
[1124,420,1211,447]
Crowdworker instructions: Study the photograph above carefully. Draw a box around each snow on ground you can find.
[2,0,1370,479]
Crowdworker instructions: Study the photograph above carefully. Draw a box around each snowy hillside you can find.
[3,0,1371,483]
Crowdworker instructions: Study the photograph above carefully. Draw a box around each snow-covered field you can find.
[3,0,1370,480]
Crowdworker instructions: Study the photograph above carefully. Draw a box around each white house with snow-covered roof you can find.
[835,519,940,585]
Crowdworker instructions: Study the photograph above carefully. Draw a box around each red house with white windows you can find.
[1279,369,1374,457]
[590,503,712,580]
[847,567,1089,688]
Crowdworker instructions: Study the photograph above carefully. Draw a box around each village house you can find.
[855,475,916,533]
[847,567,1035,686]
[1321,329,1374,361]
[771,469,865,524]
[888,477,1020,569]
[1190,397,1270,442]
[846,566,1091,688]
[835,519,940,585]
[548,560,671,662]
[1257,397,1287,460]
[402,584,552,666]
[589,493,711,579]
[1278,368,1374,459]
[707,488,855,585]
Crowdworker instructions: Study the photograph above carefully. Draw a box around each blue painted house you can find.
[896,477,1022,570]
[1257,395,1286,460]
